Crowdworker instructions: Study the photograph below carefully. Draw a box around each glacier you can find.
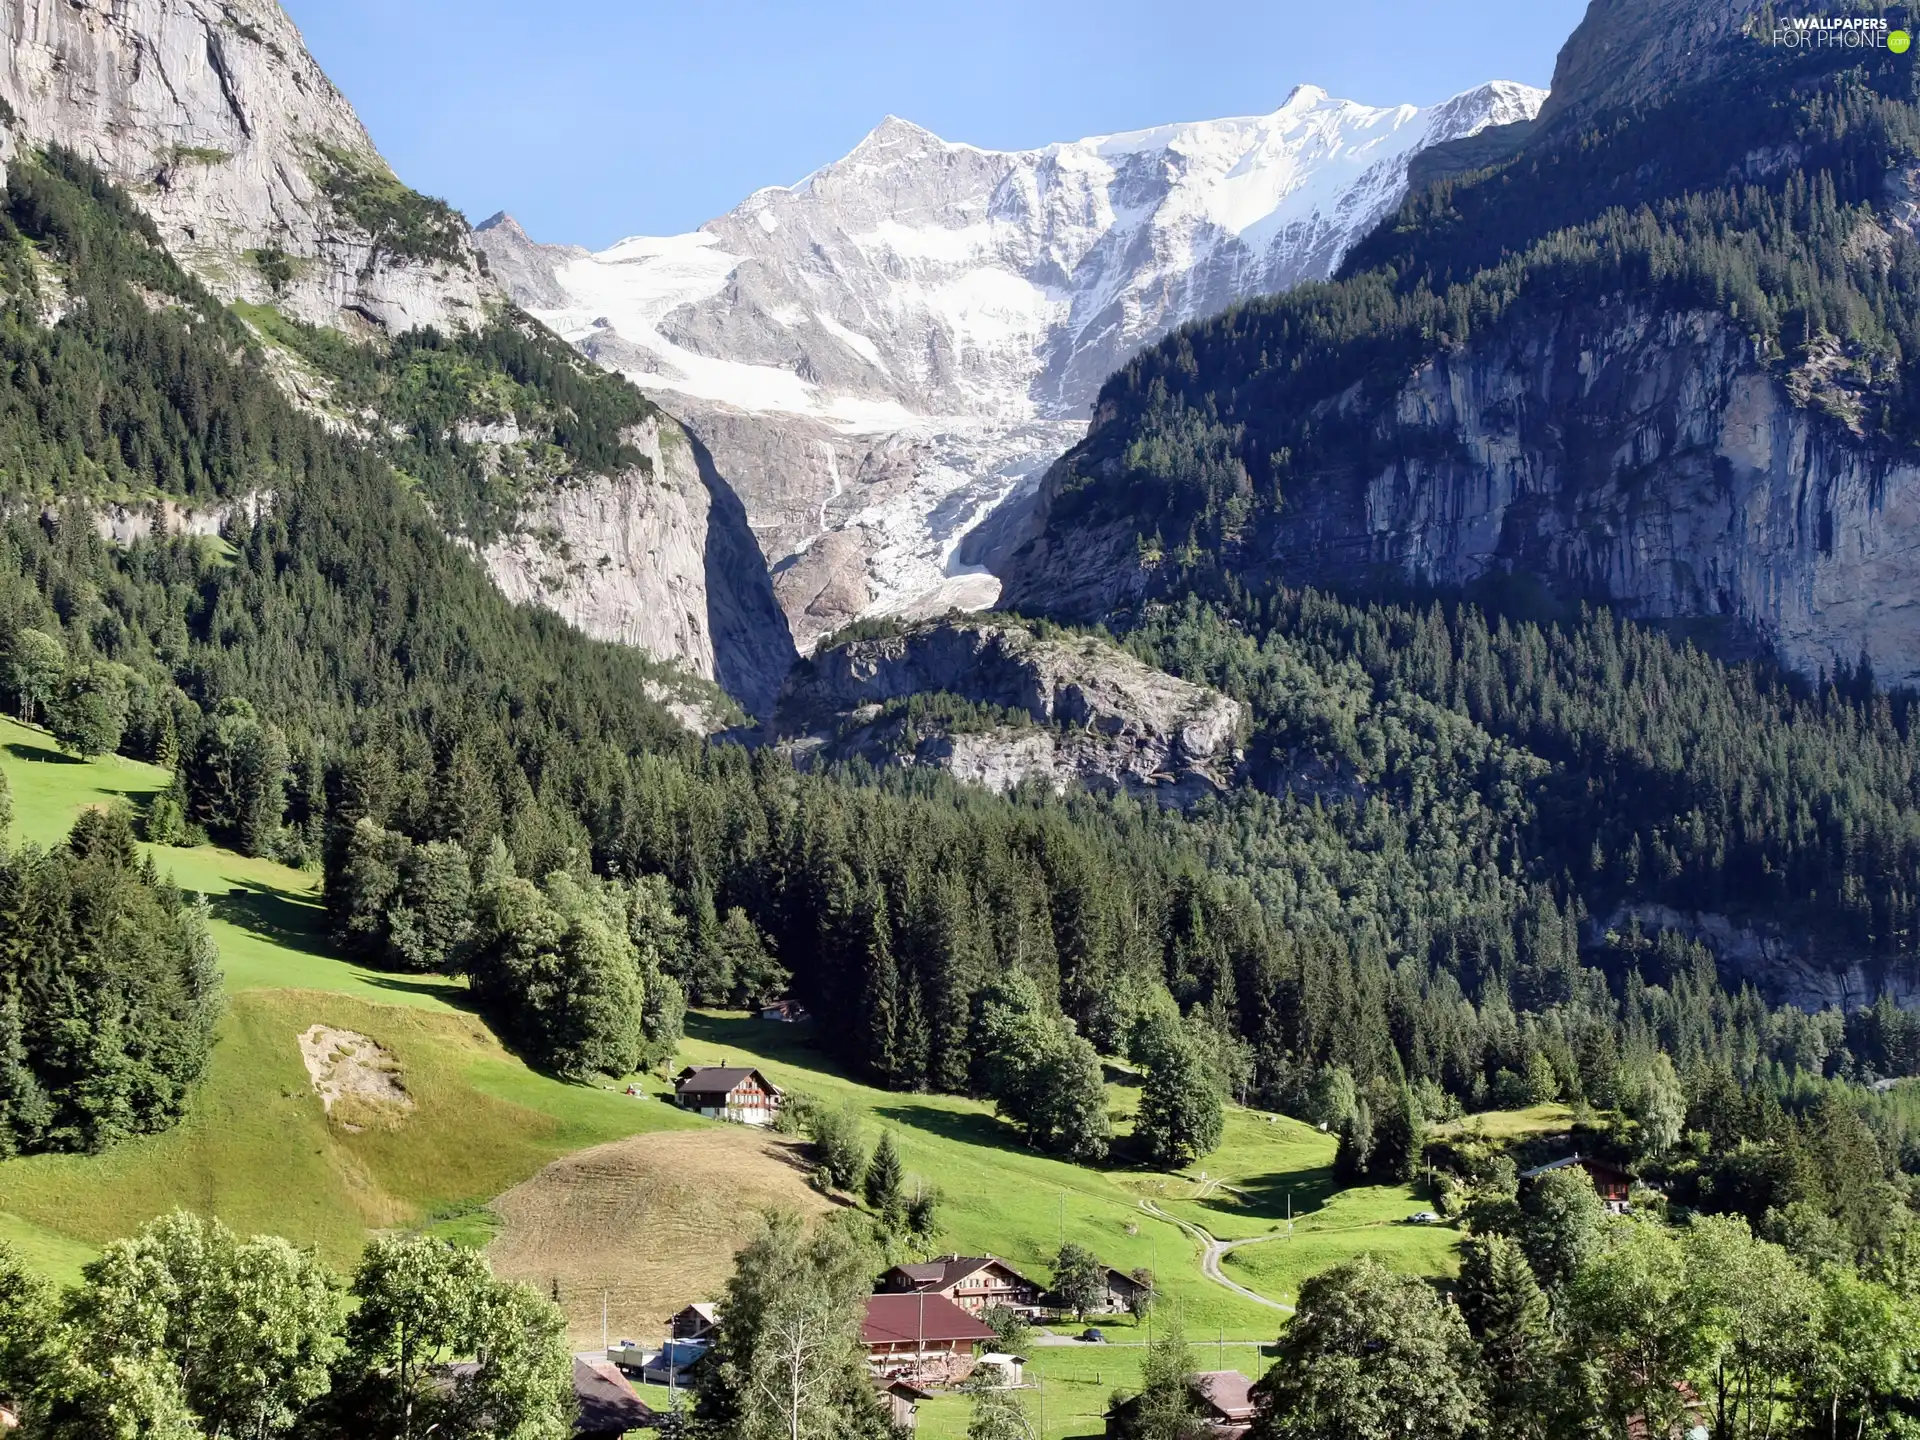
[477,79,1545,650]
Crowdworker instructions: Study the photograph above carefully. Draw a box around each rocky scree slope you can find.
[476,81,1543,651]
[998,2,1920,688]
[768,618,1244,806]
[0,0,794,713]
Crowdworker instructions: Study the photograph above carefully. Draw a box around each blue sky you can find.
[280,0,1591,249]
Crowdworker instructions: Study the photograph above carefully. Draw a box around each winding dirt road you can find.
[1140,1199,1294,1314]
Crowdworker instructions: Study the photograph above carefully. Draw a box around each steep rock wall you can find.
[0,0,487,333]
[1004,301,1920,688]
[771,619,1243,803]
[482,416,793,717]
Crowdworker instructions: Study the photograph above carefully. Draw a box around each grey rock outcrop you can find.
[0,0,487,333]
[1594,902,1920,1012]
[481,416,793,717]
[771,619,1243,805]
[0,1,798,711]
[1002,299,1920,690]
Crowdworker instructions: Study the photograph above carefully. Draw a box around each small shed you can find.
[875,1378,935,1430]
[759,998,809,1023]
[668,1302,720,1341]
[976,1352,1026,1387]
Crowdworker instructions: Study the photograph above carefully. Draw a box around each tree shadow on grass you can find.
[355,973,482,1015]
[1195,1163,1341,1224]
[685,1011,826,1067]
[5,740,82,765]
[873,1102,1034,1156]
[208,881,333,958]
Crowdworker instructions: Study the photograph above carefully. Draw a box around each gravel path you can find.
[1140,1200,1294,1314]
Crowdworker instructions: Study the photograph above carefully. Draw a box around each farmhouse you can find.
[571,1356,657,1438]
[862,1292,997,1386]
[759,998,808,1023]
[1520,1154,1636,1213]
[878,1254,1048,1315]
[672,1065,782,1126]
[1043,1264,1153,1318]
[1107,1370,1256,1439]
[668,1302,719,1341]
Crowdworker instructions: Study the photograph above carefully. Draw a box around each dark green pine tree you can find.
[1456,1233,1557,1440]
[863,1129,905,1226]
[1334,1099,1374,1184]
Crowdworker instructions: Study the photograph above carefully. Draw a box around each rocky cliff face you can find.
[1004,299,1920,688]
[0,1,798,712]
[476,81,1543,652]
[0,0,486,333]
[770,619,1243,804]
[481,415,792,717]
[1594,902,1920,1012]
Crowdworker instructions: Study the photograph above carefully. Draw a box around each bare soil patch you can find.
[297,1025,413,1131]
[487,1128,830,1344]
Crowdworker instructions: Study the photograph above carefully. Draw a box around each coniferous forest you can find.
[7,3,1920,1436]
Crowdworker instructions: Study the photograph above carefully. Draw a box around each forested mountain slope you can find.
[997,1,1920,688]
[0,0,796,710]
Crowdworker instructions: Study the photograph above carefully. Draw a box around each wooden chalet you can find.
[1520,1153,1636,1213]
[667,1302,719,1341]
[1108,1370,1256,1439]
[672,1065,782,1126]
[1042,1263,1152,1318]
[759,998,809,1023]
[862,1292,997,1386]
[572,1357,658,1438]
[879,1254,1048,1316]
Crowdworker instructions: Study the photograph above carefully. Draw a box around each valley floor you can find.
[0,714,1494,1435]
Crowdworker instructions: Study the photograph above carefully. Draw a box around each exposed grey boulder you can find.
[770,618,1244,805]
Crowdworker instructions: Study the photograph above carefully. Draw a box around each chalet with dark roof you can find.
[672,1065,782,1126]
[862,1292,997,1386]
[1520,1153,1637,1213]
[1108,1370,1255,1439]
[879,1253,1047,1316]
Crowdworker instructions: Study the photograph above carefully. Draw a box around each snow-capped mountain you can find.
[477,80,1545,650]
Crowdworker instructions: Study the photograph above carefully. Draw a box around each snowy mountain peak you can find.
[478,78,1546,649]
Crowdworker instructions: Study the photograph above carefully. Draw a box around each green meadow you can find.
[0,711,1511,1438]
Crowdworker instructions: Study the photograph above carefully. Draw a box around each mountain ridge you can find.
[476,79,1545,651]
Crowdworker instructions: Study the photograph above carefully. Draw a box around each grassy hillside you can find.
[0,712,1491,1439]
[0,716,695,1271]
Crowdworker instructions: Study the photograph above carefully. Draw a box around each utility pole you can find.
[1058,1190,1065,1247]
[601,1291,608,1353]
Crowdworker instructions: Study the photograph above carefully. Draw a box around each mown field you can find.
[0,714,1518,1436]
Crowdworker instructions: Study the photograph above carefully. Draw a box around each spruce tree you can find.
[863,1130,905,1223]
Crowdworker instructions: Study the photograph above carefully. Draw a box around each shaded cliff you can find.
[998,12,1920,687]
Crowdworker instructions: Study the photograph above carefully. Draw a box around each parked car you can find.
[1407,1211,1440,1225]
[1080,1327,1106,1344]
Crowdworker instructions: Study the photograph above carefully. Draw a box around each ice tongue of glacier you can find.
[474,78,1545,651]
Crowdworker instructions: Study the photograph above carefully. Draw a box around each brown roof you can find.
[574,1357,656,1436]
[888,1255,1038,1293]
[674,1065,778,1097]
[1193,1370,1256,1421]
[862,1293,998,1347]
